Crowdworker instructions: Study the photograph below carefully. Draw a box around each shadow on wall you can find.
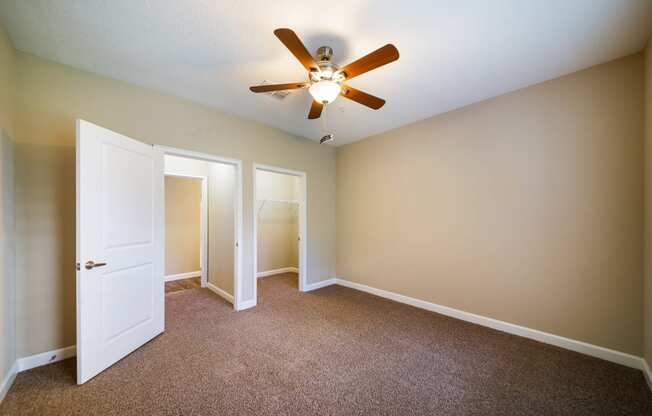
[16,143,76,357]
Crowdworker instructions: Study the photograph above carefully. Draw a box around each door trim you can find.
[156,146,244,310]
[252,163,308,304]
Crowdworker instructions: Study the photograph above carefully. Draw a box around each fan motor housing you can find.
[316,46,333,61]
[311,46,343,83]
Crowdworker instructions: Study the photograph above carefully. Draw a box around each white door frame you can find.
[156,145,244,310]
[163,173,207,288]
[253,163,308,300]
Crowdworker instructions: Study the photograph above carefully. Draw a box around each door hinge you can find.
[76,262,80,271]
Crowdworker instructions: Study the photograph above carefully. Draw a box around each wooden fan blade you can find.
[274,28,319,72]
[308,100,323,119]
[338,44,399,80]
[340,85,386,110]
[249,82,307,93]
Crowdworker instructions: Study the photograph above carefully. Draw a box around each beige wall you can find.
[0,25,15,139]
[165,176,201,276]
[256,170,299,272]
[208,163,236,294]
[14,52,336,356]
[337,54,645,356]
[0,134,15,390]
[0,24,16,389]
[645,39,652,365]
[15,144,76,358]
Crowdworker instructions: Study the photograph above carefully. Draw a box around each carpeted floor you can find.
[2,273,651,415]
[165,276,201,293]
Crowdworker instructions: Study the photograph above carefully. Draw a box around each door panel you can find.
[102,143,153,247]
[76,119,164,384]
[101,264,154,341]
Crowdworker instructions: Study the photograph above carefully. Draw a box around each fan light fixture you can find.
[309,80,341,104]
[249,28,399,122]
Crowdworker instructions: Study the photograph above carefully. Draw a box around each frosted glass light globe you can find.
[309,80,341,104]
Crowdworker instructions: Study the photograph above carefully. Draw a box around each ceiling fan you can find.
[249,28,399,120]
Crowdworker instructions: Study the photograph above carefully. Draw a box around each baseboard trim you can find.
[335,278,643,370]
[257,267,298,278]
[17,345,77,372]
[0,361,18,404]
[207,282,234,304]
[3,287,649,397]
[165,271,201,282]
[304,278,337,292]
[237,299,256,311]
[643,359,652,392]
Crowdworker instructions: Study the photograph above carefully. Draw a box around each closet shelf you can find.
[256,198,300,216]
[256,198,299,204]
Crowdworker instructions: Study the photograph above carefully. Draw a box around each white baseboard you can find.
[0,361,18,404]
[207,282,234,304]
[1,345,77,403]
[165,271,201,282]
[237,299,256,311]
[335,278,644,370]
[304,278,337,292]
[643,359,652,392]
[17,345,77,372]
[257,267,298,278]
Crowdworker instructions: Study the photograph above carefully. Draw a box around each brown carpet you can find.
[2,273,651,415]
[165,276,201,293]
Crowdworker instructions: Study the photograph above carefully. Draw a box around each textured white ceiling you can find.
[2,0,652,145]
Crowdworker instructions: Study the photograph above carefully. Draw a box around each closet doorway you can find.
[160,147,243,310]
[253,164,307,300]
[164,173,205,293]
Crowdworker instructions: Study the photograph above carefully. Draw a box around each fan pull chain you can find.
[319,105,335,144]
[322,104,327,133]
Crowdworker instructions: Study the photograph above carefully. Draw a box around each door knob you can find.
[85,261,107,270]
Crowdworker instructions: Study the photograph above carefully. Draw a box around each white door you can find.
[76,119,164,384]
